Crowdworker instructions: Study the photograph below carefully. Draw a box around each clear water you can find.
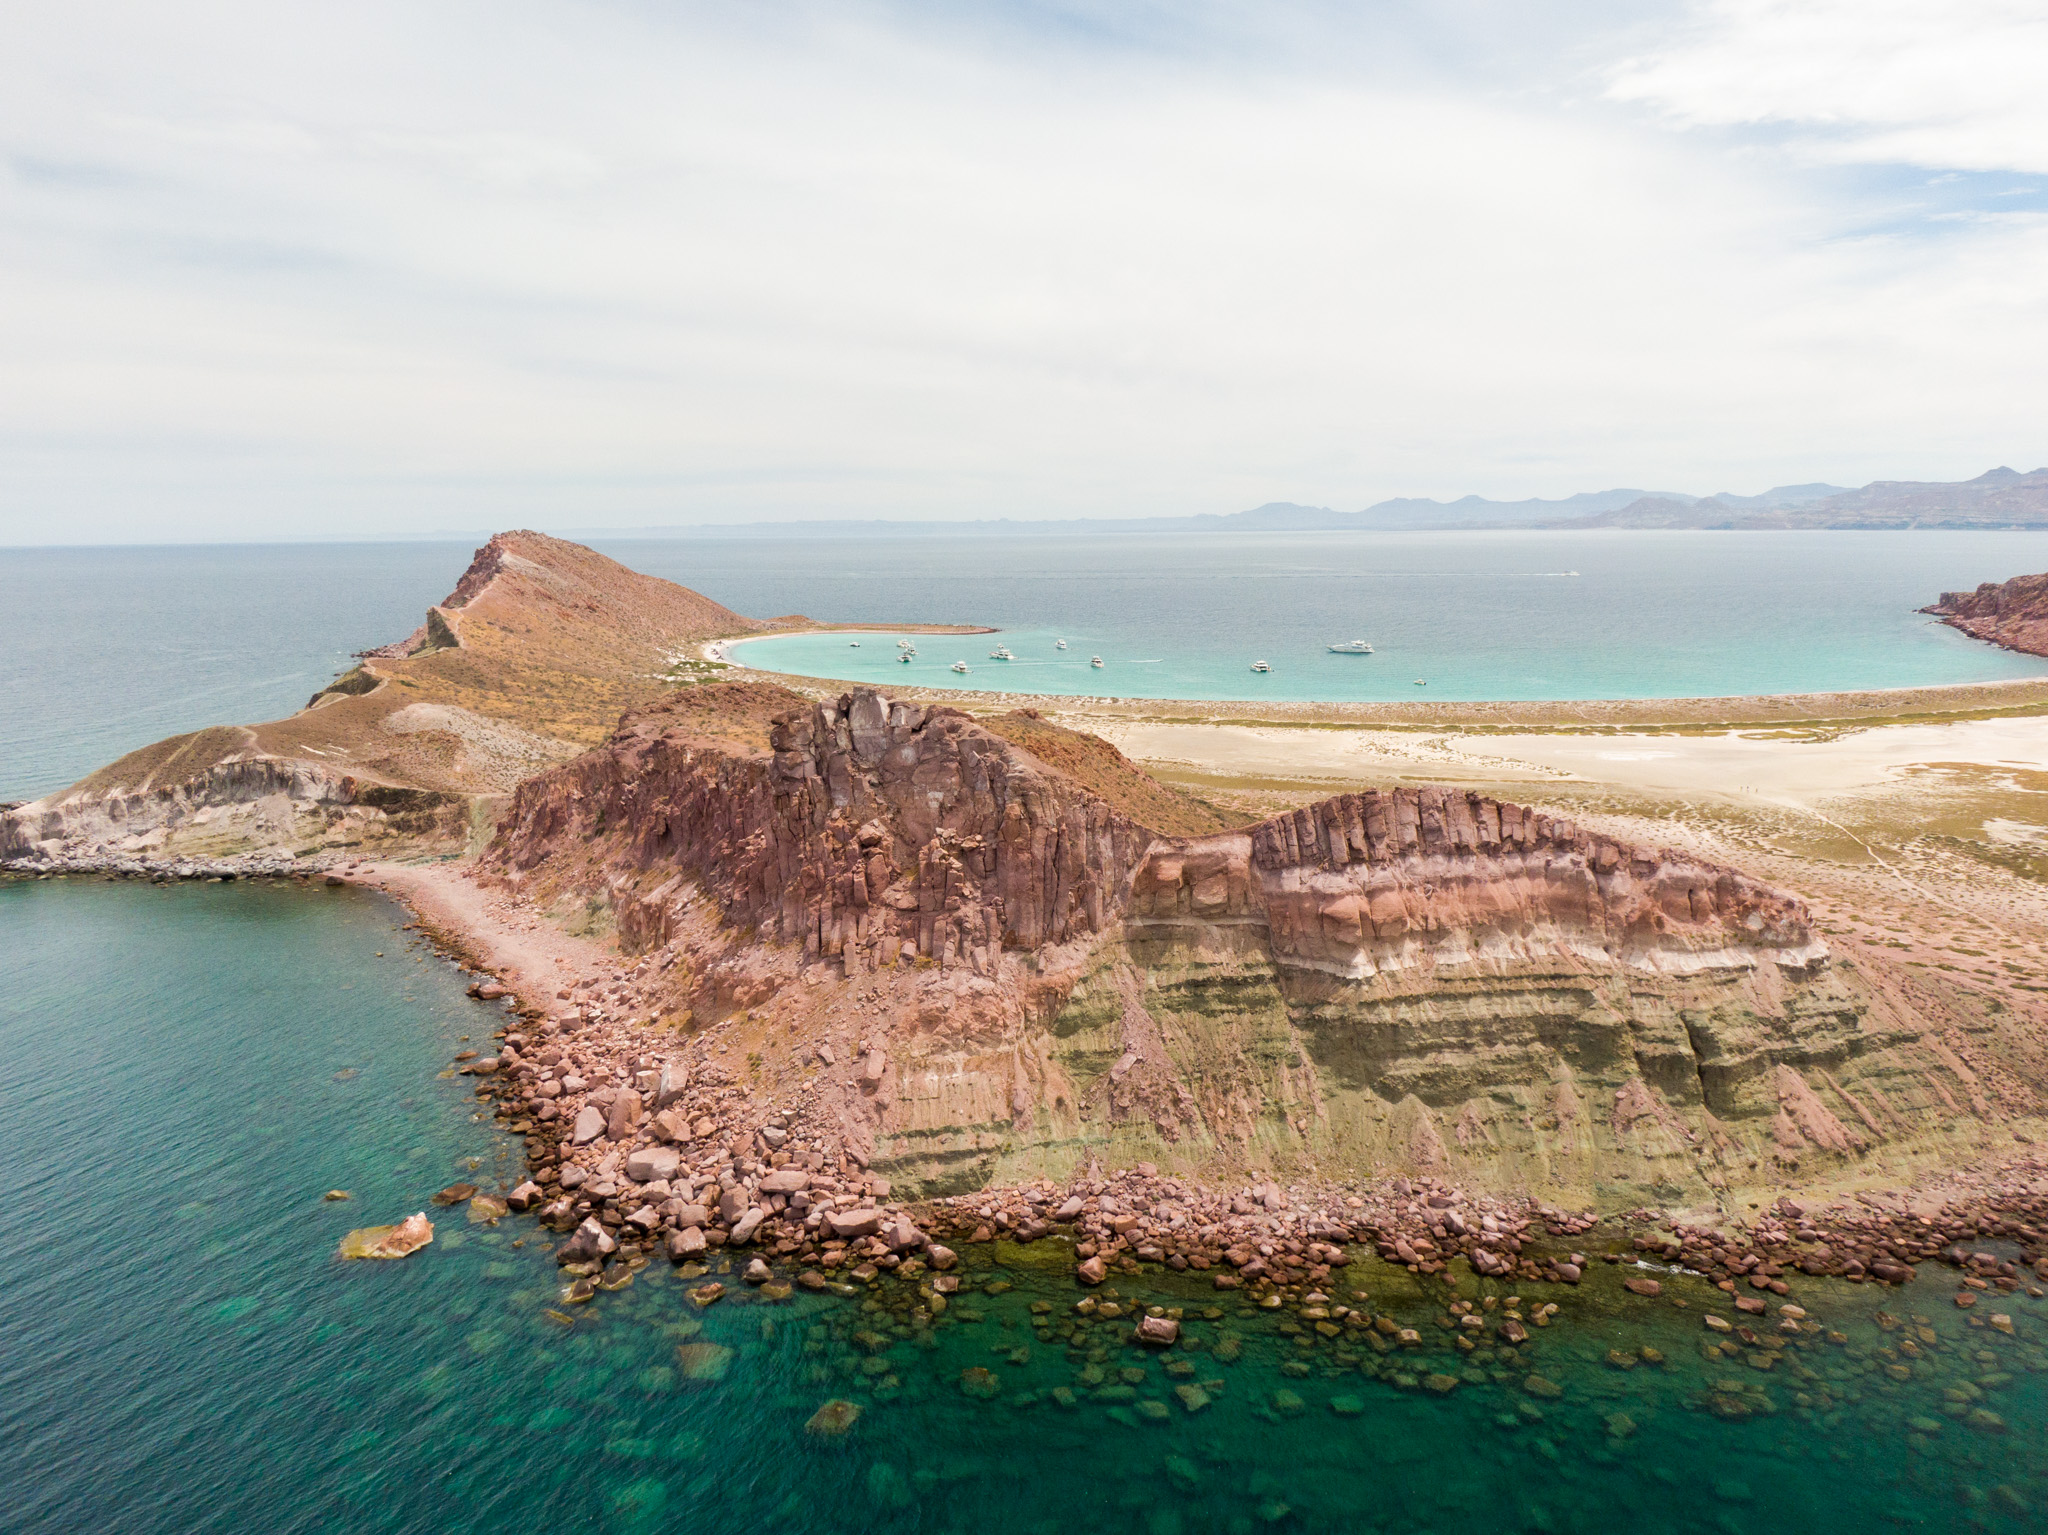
[7,532,2048,802]
[0,543,468,804]
[708,531,2048,704]
[4,876,2045,1534]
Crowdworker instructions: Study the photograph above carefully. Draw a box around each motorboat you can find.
[1090,656,1104,668]
[1055,639,1068,650]
[1327,640,1374,654]
[897,638,915,649]
[952,661,971,674]
[849,640,860,647]
[1250,660,1271,673]
[1413,679,1427,686]
[898,652,914,664]
[989,645,1014,660]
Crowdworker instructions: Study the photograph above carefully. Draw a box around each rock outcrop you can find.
[2,531,763,872]
[480,683,2005,1205]
[1924,568,2048,657]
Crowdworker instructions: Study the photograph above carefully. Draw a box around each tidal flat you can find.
[3,875,2044,1535]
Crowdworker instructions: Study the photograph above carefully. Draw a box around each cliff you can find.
[480,683,2006,1204]
[1923,568,2048,658]
[1,531,764,870]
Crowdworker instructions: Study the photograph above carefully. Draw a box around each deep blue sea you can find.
[7,531,2048,803]
[6,535,2048,1531]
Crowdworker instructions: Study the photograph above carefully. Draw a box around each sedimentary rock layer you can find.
[478,684,2016,1205]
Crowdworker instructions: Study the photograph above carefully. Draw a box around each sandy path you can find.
[357,859,620,1008]
[1094,714,2048,809]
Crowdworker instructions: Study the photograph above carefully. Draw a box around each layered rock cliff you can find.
[1925,568,2048,657]
[481,683,2003,1205]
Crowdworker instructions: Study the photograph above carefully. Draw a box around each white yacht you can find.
[1413,678,1427,686]
[849,640,860,647]
[1090,656,1104,668]
[898,651,914,664]
[989,645,1014,660]
[1327,640,1374,654]
[1250,660,1271,673]
[896,637,915,649]
[1055,639,1068,650]
[951,661,971,674]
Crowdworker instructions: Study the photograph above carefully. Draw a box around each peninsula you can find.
[7,532,2047,1301]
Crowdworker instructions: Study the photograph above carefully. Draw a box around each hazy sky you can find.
[3,0,2045,542]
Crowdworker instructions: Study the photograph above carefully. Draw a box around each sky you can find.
[2,0,2045,543]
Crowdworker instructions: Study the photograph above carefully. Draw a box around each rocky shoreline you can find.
[385,871,2048,1319]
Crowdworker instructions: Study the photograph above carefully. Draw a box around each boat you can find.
[1250,660,1271,673]
[1055,639,1068,650]
[989,646,1014,660]
[1413,679,1427,686]
[1090,656,1104,668]
[897,652,914,664]
[896,638,915,649]
[1327,640,1374,654]
[849,640,860,647]
[951,661,970,674]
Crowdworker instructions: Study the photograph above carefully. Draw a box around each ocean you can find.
[4,532,2048,1532]
[3,877,2044,1534]
[8,530,2048,804]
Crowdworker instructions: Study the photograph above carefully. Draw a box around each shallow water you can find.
[9,531,2048,803]
[4,877,2046,1533]
[704,530,2048,704]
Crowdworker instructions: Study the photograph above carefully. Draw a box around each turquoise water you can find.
[5,875,2047,1533]
[708,531,2048,702]
[7,532,2048,802]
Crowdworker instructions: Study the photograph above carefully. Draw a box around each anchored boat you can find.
[1090,656,1104,668]
[951,661,970,674]
[1327,640,1374,654]
[1250,660,1271,673]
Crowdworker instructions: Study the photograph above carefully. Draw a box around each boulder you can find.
[625,1146,680,1183]
[1053,1196,1086,1221]
[883,1218,927,1253]
[606,1088,644,1141]
[649,1108,688,1143]
[672,1203,710,1229]
[826,1208,884,1239]
[744,1257,773,1285]
[926,1243,958,1271]
[625,1206,661,1234]
[337,1212,435,1260]
[759,1169,811,1193]
[570,1105,606,1146]
[730,1208,766,1245]
[1134,1314,1180,1346]
[669,1225,707,1259]
[654,1060,690,1110]
[1623,1277,1661,1298]
[1077,1255,1107,1285]
[558,1216,617,1265]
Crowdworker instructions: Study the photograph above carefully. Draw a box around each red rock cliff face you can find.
[1924,569,2048,658]
[487,690,1155,972]
[1130,788,1818,977]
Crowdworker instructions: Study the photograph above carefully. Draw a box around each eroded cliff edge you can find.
[1924,568,2048,658]
[482,682,2014,1206]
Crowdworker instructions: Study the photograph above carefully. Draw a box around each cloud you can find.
[1608,0,2048,175]
[0,1,2043,541]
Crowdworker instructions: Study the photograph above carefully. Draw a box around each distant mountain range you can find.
[580,466,2048,539]
[1222,467,2048,532]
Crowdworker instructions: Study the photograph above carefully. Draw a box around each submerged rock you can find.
[337,1212,434,1259]
[806,1399,862,1436]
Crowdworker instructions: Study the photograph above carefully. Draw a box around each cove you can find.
[3,876,2045,1534]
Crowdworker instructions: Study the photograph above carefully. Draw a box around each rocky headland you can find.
[1925,569,2048,659]
[9,530,2048,1311]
